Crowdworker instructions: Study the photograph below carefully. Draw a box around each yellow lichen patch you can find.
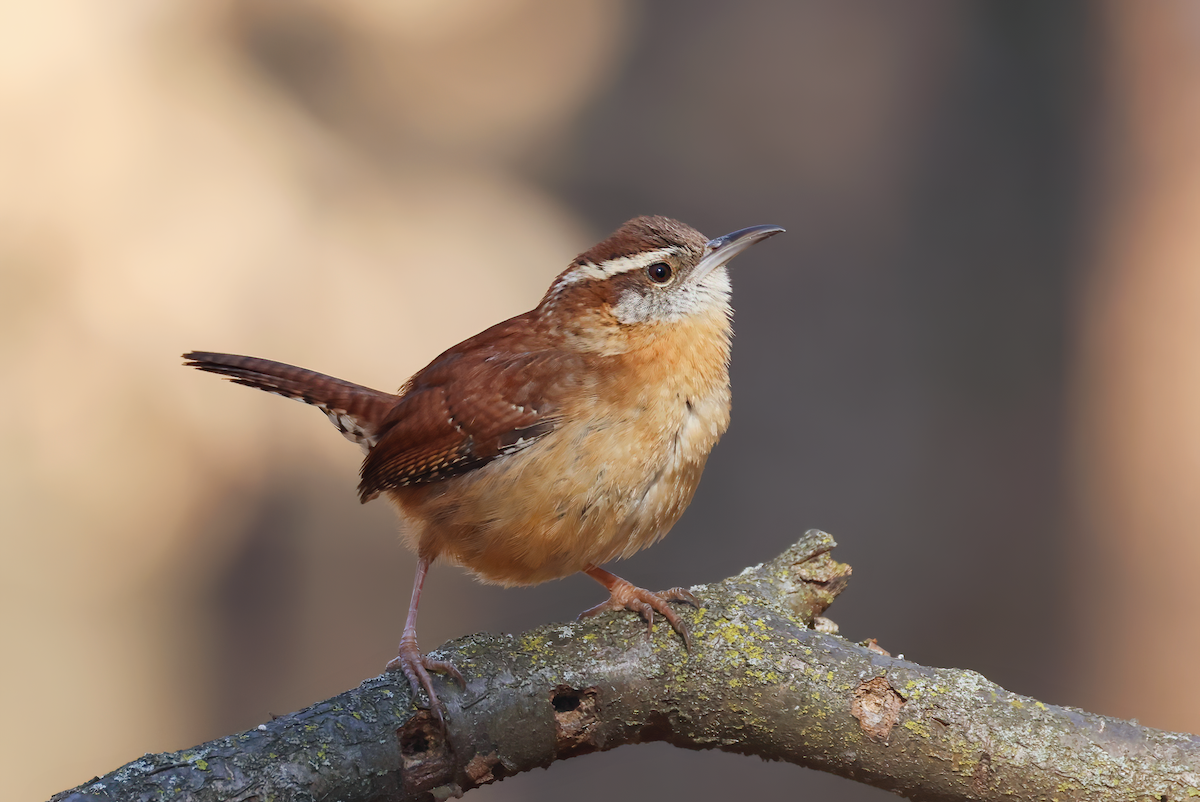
[902,719,930,738]
[520,633,548,656]
[709,616,749,646]
[1009,699,1024,709]
[952,751,979,777]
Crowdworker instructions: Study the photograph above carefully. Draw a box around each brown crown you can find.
[573,216,708,267]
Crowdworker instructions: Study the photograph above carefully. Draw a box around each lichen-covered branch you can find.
[52,530,1200,802]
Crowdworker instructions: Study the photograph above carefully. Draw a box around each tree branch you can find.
[52,530,1200,802]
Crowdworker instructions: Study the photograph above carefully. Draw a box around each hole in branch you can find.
[552,691,582,713]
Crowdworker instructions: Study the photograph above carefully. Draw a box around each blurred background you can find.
[4,1,1200,799]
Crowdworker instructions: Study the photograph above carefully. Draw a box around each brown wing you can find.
[358,319,581,502]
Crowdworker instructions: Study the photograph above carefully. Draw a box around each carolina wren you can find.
[185,216,783,722]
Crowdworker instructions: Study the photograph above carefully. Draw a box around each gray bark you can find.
[51,530,1200,802]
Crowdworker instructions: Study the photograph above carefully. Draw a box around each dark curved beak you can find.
[695,224,786,280]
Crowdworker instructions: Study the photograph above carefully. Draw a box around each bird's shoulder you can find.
[358,311,584,500]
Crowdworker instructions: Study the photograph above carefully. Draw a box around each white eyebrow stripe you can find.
[557,248,677,286]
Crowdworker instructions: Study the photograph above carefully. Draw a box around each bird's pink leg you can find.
[386,557,464,725]
[579,564,699,651]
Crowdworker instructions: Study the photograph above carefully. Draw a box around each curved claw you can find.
[387,638,465,726]
[579,570,700,652]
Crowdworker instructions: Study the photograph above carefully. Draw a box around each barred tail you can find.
[183,351,399,451]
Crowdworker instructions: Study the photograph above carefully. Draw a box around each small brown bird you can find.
[185,216,782,722]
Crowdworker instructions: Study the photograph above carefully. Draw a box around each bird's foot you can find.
[579,579,700,651]
[386,637,465,726]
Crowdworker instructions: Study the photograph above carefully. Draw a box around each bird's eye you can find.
[647,262,673,284]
